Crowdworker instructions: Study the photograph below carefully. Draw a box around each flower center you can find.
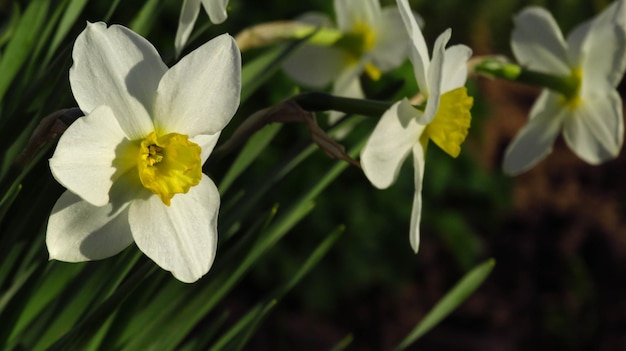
[137,131,202,206]
[561,67,583,109]
[424,87,473,158]
[334,21,381,80]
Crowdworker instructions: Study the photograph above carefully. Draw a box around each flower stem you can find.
[292,92,393,117]
[473,57,579,99]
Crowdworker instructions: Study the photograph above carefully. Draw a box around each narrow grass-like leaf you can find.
[103,208,279,349]
[393,259,495,350]
[0,0,48,105]
[219,123,282,193]
[240,34,312,102]
[126,200,316,350]
[129,0,162,37]
[103,0,122,22]
[0,183,20,223]
[43,0,90,66]
[210,226,344,351]
[329,334,354,351]
[209,301,278,351]
[0,4,21,48]
[27,0,67,78]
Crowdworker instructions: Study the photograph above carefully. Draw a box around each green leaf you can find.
[43,0,90,66]
[240,35,312,102]
[129,0,163,37]
[393,259,495,350]
[329,334,354,351]
[219,123,282,193]
[0,4,21,48]
[209,226,344,351]
[0,0,48,105]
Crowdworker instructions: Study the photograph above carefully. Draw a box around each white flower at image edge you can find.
[176,0,230,56]
[282,0,417,102]
[46,22,241,283]
[360,0,472,253]
[503,0,626,175]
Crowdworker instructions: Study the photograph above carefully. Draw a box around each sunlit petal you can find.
[440,44,472,93]
[47,191,133,262]
[69,22,163,139]
[409,140,426,253]
[418,29,450,124]
[130,175,219,283]
[361,99,425,189]
[397,0,429,92]
[154,34,241,137]
[201,0,229,24]
[49,106,134,207]
[191,132,222,164]
[175,0,202,57]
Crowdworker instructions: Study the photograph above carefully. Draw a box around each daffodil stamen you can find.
[424,87,473,158]
[335,21,377,62]
[562,67,583,109]
[138,131,202,206]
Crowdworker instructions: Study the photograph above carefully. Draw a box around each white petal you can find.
[333,60,366,97]
[295,12,333,26]
[70,22,164,139]
[440,44,472,93]
[409,141,426,253]
[502,91,565,175]
[572,1,626,89]
[369,7,415,71]
[47,190,133,262]
[334,0,380,32]
[419,29,450,124]
[175,0,202,58]
[563,90,624,164]
[328,69,365,126]
[191,132,221,164]
[201,0,228,24]
[397,0,429,92]
[49,106,134,207]
[130,175,219,283]
[361,99,425,189]
[282,44,346,88]
[154,34,241,137]
[511,7,570,76]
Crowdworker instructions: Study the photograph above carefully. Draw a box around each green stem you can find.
[516,69,578,99]
[292,92,393,117]
[474,58,579,99]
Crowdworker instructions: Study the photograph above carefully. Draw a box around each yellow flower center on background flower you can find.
[334,21,381,80]
[561,67,582,109]
[424,87,473,158]
[138,131,202,206]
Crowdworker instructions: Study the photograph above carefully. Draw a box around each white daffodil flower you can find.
[175,0,230,57]
[46,22,241,283]
[503,0,626,175]
[360,0,472,253]
[282,0,418,105]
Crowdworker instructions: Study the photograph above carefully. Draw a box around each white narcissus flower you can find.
[503,0,626,175]
[282,0,418,105]
[47,22,241,283]
[360,0,472,253]
[176,0,230,57]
